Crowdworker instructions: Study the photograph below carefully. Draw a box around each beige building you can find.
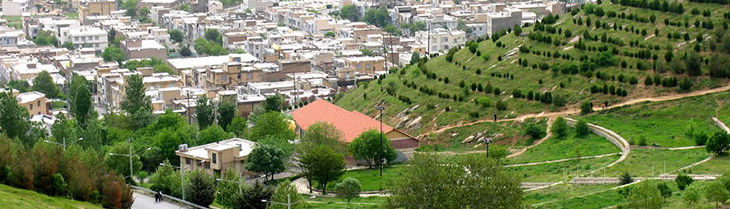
[78,0,116,24]
[16,91,48,116]
[120,39,167,60]
[343,56,385,75]
[176,138,257,176]
[204,63,263,89]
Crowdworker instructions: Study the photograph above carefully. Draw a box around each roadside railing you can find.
[130,185,210,209]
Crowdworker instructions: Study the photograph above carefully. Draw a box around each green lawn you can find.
[2,15,23,29]
[583,92,730,147]
[51,101,66,109]
[314,166,402,192]
[508,155,619,182]
[505,129,620,164]
[603,148,710,177]
[686,154,730,175]
[524,184,615,205]
[0,184,101,209]
[64,13,78,19]
[305,195,386,209]
[533,186,625,209]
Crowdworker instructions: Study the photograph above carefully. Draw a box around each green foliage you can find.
[6,80,30,92]
[627,182,664,209]
[104,141,142,181]
[198,125,234,145]
[705,181,730,207]
[334,177,361,203]
[675,173,694,190]
[297,145,345,195]
[682,183,703,208]
[575,120,590,137]
[216,168,245,208]
[149,159,181,197]
[337,5,359,22]
[185,169,216,207]
[581,101,593,115]
[122,0,138,17]
[169,30,184,43]
[264,95,283,112]
[32,71,61,98]
[101,46,125,64]
[269,180,306,209]
[195,95,214,129]
[552,117,568,139]
[250,111,295,141]
[121,58,168,72]
[33,30,58,46]
[194,38,228,56]
[349,130,398,168]
[656,182,672,198]
[227,116,248,138]
[524,123,546,140]
[410,52,420,65]
[121,74,152,129]
[386,154,523,208]
[73,82,92,126]
[324,31,335,38]
[237,181,272,209]
[620,172,634,185]
[180,45,192,57]
[217,98,236,130]
[245,143,287,181]
[706,131,730,154]
[0,92,31,143]
[204,29,222,45]
[62,42,75,50]
[299,122,347,155]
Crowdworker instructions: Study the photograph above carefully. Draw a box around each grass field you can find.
[583,92,730,147]
[420,118,546,152]
[505,128,620,164]
[686,154,730,175]
[0,184,101,209]
[1,15,23,29]
[603,148,710,177]
[314,166,403,192]
[524,184,615,205]
[509,155,619,182]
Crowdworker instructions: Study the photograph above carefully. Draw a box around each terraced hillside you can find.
[336,0,730,149]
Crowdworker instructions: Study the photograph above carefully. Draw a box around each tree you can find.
[237,181,272,209]
[217,98,236,130]
[102,46,125,64]
[338,5,359,22]
[685,50,702,76]
[552,117,568,139]
[705,181,730,207]
[513,25,522,36]
[196,95,214,129]
[575,120,590,137]
[349,130,397,168]
[73,82,92,126]
[227,116,248,138]
[410,52,420,65]
[250,111,295,141]
[204,29,222,45]
[298,145,345,195]
[334,177,361,203]
[122,0,138,17]
[627,182,664,209]
[706,131,730,154]
[33,30,58,46]
[194,38,228,56]
[263,95,282,112]
[31,71,61,98]
[104,141,143,183]
[581,101,593,115]
[169,30,184,43]
[121,74,152,129]
[180,45,192,57]
[675,173,694,190]
[524,123,545,140]
[186,169,217,207]
[62,42,75,50]
[268,180,306,209]
[149,159,182,197]
[198,125,233,145]
[216,168,245,209]
[620,172,634,185]
[0,92,31,143]
[299,122,347,155]
[363,8,390,27]
[657,182,672,198]
[324,31,335,38]
[245,143,286,181]
[683,183,703,208]
[386,154,523,208]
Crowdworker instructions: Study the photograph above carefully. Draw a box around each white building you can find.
[2,0,30,16]
[416,28,466,53]
[58,26,108,52]
[486,8,523,37]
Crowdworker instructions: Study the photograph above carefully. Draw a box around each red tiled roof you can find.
[291,99,393,143]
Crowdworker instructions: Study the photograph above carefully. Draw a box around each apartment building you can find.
[139,0,182,9]
[341,56,385,76]
[176,138,257,177]
[2,0,30,16]
[78,0,116,24]
[58,26,109,52]
[204,63,264,89]
[16,91,49,116]
[0,26,29,47]
[416,28,466,53]
[120,39,167,60]
[486,8,522,37]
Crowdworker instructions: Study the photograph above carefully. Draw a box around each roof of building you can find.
[16,91,45,103]
[291,99,394,143]
[176,138,256,160]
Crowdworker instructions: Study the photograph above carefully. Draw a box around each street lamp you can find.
[109,138,150,184]
[262,194,300,209]
[375,105,385,177]
[483,138,493,158]
[160,162,185,201]
[44,137,83,150]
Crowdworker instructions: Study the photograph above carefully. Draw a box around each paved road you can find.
[132,192,182,209]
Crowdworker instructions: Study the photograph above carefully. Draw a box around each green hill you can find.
[0,184,101,209]
[336,0,730,149]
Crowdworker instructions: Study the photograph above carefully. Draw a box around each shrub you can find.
[620,172,634,185]
[575,120,590,137]
[675,173,694,190]
[552,117,568,139]
[469,111,480,118]
[581,101,593,115]
[524,123,545,139]
[496,100,508,111]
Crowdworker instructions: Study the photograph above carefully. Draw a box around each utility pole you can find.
[426,23,431,56]
[186,91,191,125]
[376,105,386,177]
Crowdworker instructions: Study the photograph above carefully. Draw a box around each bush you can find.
[552,117,568,139]
[575,120,590,137]
[469,111,480,118]
[496,100,508,111]
[620,172,634,185]
[524,123,545,139]
[581,101,593,115]
[657,182,672,198]
[675,173,694,190]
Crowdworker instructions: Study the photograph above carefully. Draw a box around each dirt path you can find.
[507,116,556,158]
[712,117,730,134]
[504,153,621,167]
[418,85,730,139]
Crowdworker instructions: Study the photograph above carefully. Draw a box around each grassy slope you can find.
[0,184,101,209]
[583,92,730,147]
[505,127,621,164]
[687,154,730,174]
[337,1,730,142]
[603,148,710,177]
[509,155,620,182]
[420,118,546,152]
[315,166,402,192]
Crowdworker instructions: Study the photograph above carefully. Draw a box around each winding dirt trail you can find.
[507,116,556,158]
[418,85,730,139]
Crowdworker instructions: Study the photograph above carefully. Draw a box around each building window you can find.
[204,162,210,169]
[29,104,33,110]
[186,158,191,165]
[37,101,40,106]
[212,153,217,164]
